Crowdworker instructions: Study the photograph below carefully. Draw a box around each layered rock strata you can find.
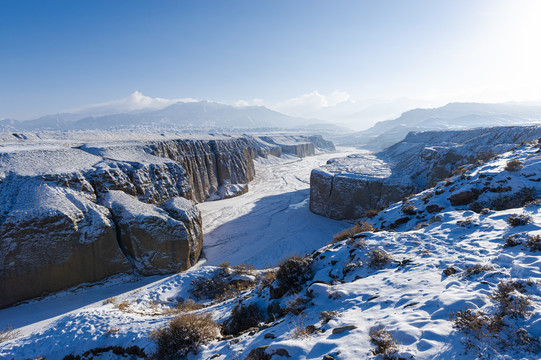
[311,125,541,220]
[0,133,333,308]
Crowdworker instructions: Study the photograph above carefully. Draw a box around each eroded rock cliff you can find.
[310,125,541,220]
[0,132,333,308]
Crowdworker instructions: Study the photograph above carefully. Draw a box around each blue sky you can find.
[1,0,541,121]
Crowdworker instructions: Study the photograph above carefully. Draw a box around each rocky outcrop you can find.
[0,177,132,308]
[311,125,541,220]
[0,132,335,308]
[147,138,257,202]
[102,191,202,275]
[258,135,317,157]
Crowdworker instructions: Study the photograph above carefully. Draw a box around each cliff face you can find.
[147,138,257,202]
[0,133,333,308]
[310,126,541,220]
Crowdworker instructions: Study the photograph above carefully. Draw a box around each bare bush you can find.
[369,326,399,359]
[401,203,417,215]
[491,187,536,211]
[364,208,380,218]
[507,214,532,227]
[190,267,256,302]
[222,303,263,336]
[332,221,375,242]
[457,216,477,227]
[505,159,523,172]
[463,264,493,277]
[319,310,339,324]
[0,326,21,343]
[526,234,541,251]
[150,312,219,359]
[168,299,202,314]
[275,255,313,294]
[490,280,531,318]
[285,295,309,315]
[450,308,499,341]
[368,249,393,268]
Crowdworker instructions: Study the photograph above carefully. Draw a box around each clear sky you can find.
[1,0,541,121]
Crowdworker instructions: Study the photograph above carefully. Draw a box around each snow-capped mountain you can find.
[337,102,541,150]
[1,96,332,132]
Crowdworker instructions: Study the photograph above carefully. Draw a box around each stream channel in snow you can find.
[0,147,357,340]
[198,147,356,268]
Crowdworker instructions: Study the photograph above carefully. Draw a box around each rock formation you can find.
[0,132,333,308]
[310,125,541,220]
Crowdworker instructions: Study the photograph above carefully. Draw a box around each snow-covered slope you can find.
[337,102,541,150]
[311,125,541,220]
[1,141,539,359]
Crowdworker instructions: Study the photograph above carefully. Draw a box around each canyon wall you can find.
[0,133,332,308]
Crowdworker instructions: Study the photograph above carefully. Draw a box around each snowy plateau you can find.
[0,127,540,360]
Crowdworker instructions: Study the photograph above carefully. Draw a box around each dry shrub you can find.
[491,187,536,211]
[368,249,393,268]
[503,233,541,251]
[103,297,130,312]
[106,328,120,336]
[150,312,219,359]
[450,309,500,341]
[168,299,202,314]
[507,214,532,227]
[451,279,536,354]
[190,267,256,302]
[259,270,277,289]
[505,159,523,172]
[232,263,256,275]
[222,303,263,336]
[457,216,476,227]
[63,345,146,360]
[401,203,417,215]
[490,280,531,318]
[332,221,375,243]
[275,255,313,294]
[285,295,309,315]
[365,208,380,218]
[526,234,541,251]
[369,326,399,359]
[420,191,434,201]
[503,234,522,247]
[463,264,493,277]
[449,190,480,206]
[525,199,541,207]
[319,310,338,324]
[290,315,312,339]
[0,326,21,343]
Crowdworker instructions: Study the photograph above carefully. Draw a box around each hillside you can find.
[1,139,540,359]
[336,102,541,150]
[0,101,338,132]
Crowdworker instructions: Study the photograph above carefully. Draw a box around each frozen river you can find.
[198,148,356,267]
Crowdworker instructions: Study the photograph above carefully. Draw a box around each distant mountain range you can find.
[0,99,345,133]
[335,102,541,150]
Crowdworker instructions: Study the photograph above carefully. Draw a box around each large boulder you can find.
[0,178,131,308]
[102,191,202,275]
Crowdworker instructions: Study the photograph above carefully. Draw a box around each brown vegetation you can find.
[150,313,219,359]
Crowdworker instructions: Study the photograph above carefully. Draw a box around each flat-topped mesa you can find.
[0,132,335,308]
[310,125,541,220]
[309,153,415,220]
